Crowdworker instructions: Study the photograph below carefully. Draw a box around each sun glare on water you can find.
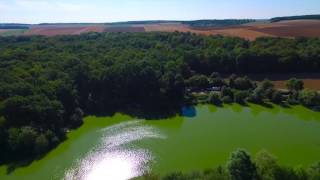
[85,150,148,180]
[65,120,165,180]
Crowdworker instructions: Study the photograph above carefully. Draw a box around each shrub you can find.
[209,92,222,105]
[227,149,257,180]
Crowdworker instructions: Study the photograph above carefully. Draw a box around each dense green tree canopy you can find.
[0,32,320,162]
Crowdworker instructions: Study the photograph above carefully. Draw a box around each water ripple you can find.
[65,120,165,180]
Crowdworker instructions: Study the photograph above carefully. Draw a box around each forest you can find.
[270,14,320,22]
[182,19,255,27]
[140,149,320,180]
[0,32,320,162]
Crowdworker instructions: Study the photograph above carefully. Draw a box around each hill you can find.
[271,14,320,22]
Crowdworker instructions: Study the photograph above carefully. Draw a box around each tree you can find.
[299,90,320,107]
[233,77,255,90]
[308,161,320,180]
[227,149,257,180]
[221,86,234,99]
[34,134,49,154]
[286,78,304,92]
[222,96,233,104]
[209,92,222,105]
[260,79,274,90]
[248,88,264,104]
[271,91,283,104]
[8,126,37,156]
[260,79,275,99]
[186,75,209,89]
[234,91,248,104]
[255,150,279,180]
[69,108,84,128]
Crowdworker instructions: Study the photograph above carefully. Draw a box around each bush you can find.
[286,78,304,92]
[222,96,233,104]
[233,77,255,90]
[186,75,209,89]
[271,91,283,104]
[308,161,320,180]
[209,92,222,105]
[248,88,264,104]
[34,134,49,154]
[8,126,38,156]
[299,90,320,107]
[234,91,249,104]
[227,149,257,180]
[255,150,280,180]
[221,87,234,99]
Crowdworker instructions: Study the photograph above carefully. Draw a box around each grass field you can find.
[0,29,28,36]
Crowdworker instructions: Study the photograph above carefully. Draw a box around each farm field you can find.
[142,20,320,40]
[1,19,320,40]
[247,73,320,90]
[24,25,105,36]
[0,29,28,36]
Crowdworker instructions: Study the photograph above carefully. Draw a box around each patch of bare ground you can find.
[143,24,273,40]
[248,20,320,38]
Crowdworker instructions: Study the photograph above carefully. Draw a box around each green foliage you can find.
[8,126,37,156]
[183,19,255,28]
[308,161,320,180]
[271,91,283,104]
[271,15,320,22]
[227,149,257,180]
[221,87,234,99]
[222,96,233,104]
[286,78,304,92]
[1,32,320,162]
[234,91,249,104]
[143,149,320,180]
[248,88,265,104]
[233,77,255,90]
[298,90,320,107]
[186,75,209,89]
[255,150,280,180]
[34,134,49,154]
[209,92,222,105]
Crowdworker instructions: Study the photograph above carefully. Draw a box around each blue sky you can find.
[0,0,319,23]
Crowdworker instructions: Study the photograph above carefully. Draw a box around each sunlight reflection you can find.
[65,120,165,180]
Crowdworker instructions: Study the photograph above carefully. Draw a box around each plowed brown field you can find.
[142,20,320,40]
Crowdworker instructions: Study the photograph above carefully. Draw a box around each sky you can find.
[0,0,320,23]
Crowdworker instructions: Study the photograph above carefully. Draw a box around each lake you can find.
[1,104,320,180]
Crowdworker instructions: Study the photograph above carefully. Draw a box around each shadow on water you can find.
[1,150,49,175]
[181,106,197,118]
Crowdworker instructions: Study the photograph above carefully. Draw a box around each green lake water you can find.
[1,104,320,180]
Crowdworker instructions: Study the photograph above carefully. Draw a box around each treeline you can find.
[183,19,255,28]
[0,24,30,29]
[140,149,320,180]
[271,14,320,22]
[0,32,320,162]
[186,73,320,110]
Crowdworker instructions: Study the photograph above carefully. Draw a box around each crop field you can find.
[1,20,320,40]
[142,20,320,40]
[24,25,105,36]
[105,26,145,32]
[247,20,320,38]
[0,29,28,36]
